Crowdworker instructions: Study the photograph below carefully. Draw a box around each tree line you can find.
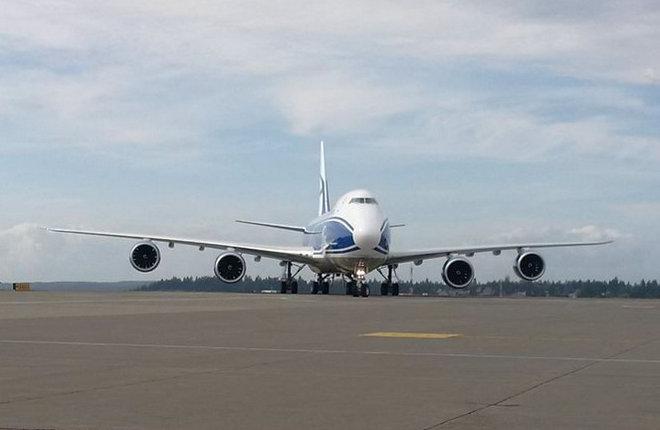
[137,276,660,298]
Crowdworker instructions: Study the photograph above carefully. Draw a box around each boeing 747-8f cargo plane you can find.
[49,143,612,297]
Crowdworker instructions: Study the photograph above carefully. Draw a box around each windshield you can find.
[349,197,378,204]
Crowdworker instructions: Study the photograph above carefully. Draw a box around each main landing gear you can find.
[311,274,331,295]
[280,261,305,294]
[378,265,400,296]
[345,280,355,296]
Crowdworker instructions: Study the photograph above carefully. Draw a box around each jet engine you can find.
[214,252,247,283]
[514,252,545,281]
[442,257,474,289]
[130,242,161,273]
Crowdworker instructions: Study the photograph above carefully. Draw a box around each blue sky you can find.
[1,1,659,282]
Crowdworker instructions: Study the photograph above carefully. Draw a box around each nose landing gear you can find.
[346,281,370,297]
[351,262,370,297]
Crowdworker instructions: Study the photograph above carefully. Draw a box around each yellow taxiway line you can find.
[361,332,462,340]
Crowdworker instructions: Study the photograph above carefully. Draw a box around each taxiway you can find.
[1,291,659,429]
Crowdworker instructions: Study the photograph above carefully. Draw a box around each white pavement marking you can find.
[1,339,659,364]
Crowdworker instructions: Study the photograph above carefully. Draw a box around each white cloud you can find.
[486,224,618,244]
[274,73,427,135]
[4,1,659,84]
[568,225,626,241]
[1,0,658,160]
[645,68,659,83]
[0,224,64,281]
[363,106,660,162]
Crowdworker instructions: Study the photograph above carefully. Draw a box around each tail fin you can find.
[318,141,330,216]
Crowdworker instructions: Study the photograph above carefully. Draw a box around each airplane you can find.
[48,142,612,297]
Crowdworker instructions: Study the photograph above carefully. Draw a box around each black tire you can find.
[280,281,287,294]
[322,282,330,295]
[352,283,360,297]
[360,284,370,297]
[380,282,388,296]
[346,282,354,295]
[391,283,400,296]
[311,282,319,294]
[291,280,298,294]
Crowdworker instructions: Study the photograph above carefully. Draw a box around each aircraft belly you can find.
[327,253,387,274]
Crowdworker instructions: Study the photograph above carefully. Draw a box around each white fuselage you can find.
[303,189,389,277]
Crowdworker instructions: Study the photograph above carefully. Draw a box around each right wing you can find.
[47,228,316,264]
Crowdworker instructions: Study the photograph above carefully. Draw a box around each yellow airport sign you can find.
[12,283,31,292]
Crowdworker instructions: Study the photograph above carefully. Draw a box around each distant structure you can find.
[13,283,31,292]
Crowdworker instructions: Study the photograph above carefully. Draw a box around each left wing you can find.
[47,228,316,264]
[386,240,613,265]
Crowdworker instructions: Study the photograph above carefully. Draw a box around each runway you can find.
[1,292,659,429]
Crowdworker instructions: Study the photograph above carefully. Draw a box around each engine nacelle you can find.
[214,252,246,283]
[442,257,474,289]
[514,252,545,281]
[130,242,161,273]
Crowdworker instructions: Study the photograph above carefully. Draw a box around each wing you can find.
[386,240,613,265]
[47,228,316,264]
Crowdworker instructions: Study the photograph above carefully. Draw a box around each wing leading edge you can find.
[386,240,613,265]
[46,228,316,264]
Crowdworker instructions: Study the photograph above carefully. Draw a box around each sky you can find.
[1,0,659,283]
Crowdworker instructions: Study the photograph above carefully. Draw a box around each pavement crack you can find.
[420,338,659,430]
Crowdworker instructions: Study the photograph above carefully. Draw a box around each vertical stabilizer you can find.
[319,141,330,216]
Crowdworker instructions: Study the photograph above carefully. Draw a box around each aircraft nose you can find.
[354,225,380,251]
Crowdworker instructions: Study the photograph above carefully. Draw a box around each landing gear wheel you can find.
[352,283,360,297]
[346,282,355,295]
[381,265,398,297]
[380,282,389,296]
[311,282,320,294]
[281,262,295,294]
[322,282,330,295]
[360,284,370,297]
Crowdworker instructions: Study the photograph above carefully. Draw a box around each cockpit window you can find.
[349,197,378,204]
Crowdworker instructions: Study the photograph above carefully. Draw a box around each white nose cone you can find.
[354,225,380,251]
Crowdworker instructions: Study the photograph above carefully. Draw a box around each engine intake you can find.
[442,257,474,289]
[514,252,545,281]
[214,252,246,283]
[130,242,161,273]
